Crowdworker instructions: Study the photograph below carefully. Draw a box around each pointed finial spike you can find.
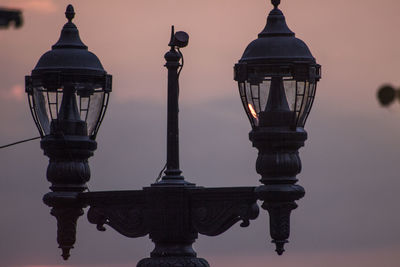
[61,247,71,260]
[65,4,75,22]
[276,245,284,255]
[271,0,281,9]
[272,239,287,255]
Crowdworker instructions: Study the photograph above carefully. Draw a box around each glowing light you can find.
[248,103,258,119]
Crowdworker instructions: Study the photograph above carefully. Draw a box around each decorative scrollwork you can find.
[87,206,148,237]
[190,187,259,236]
[82,191,149,238]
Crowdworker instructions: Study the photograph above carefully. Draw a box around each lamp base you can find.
[137,257,209,267]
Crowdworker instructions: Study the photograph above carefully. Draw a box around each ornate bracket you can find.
[82,191,149,238]
[190,187,259,236]
[79,186,259,266]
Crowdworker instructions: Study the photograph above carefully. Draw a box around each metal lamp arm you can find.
[81,188,259,239]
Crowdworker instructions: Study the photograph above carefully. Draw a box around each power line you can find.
[0,136,40,149]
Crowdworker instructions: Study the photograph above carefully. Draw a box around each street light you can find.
[234,0,321,254]
[26,5,111,140]
[25,4,111,259]
[25,1,320,266]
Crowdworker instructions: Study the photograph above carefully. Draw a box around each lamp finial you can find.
[65,4,75,23]
[271,0,280,9]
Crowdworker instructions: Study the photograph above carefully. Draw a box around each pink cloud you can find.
[2,0,57,14]
[0,84,25,101]
[10,84,24,100]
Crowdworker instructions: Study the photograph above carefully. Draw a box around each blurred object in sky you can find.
[0,8,23,29]
[377,84,397,107]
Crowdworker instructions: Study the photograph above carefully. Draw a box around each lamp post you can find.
[234,0,321,254]
[25,4,111,259]
[25,1,320,266]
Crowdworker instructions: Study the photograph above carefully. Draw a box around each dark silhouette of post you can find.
[25,2,321,265]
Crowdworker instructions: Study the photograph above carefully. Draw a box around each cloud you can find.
[2,0,57,14]
[0,84,25,101]
[10,84,24,100]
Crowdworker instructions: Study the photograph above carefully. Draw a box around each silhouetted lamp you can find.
[25,5,111,139]
[235,0,321,254]
[25,5,112,259]
[235,0,320,129]
[26,5,111,139]
[24,1,321,264]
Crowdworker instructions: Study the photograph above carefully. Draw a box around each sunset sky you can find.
[1,0,400,266]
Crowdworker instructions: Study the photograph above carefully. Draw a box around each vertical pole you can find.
[159,26,188,184]
[166,47,181,177]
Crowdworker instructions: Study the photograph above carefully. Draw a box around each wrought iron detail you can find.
[87,206,148,238]
[26,3,318,263]
[83,191,149,238]
[190,187,259,236]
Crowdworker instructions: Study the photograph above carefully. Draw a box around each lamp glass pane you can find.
[239,82,255,126]
[32,86,62,135]
[296,81,317,126]
[85,89,105,136]
[30,84,108,137]
[283,78,296,111]
[240,77,298,127]
[73,84,107,137]
[76,84,109,137]
[239,74,318,128]
[241,81,264,127]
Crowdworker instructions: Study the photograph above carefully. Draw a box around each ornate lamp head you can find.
[25,5,112,139]
[25,6,112,259]
[234,0,320,130]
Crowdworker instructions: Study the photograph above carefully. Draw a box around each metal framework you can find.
[25,1,321,266]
